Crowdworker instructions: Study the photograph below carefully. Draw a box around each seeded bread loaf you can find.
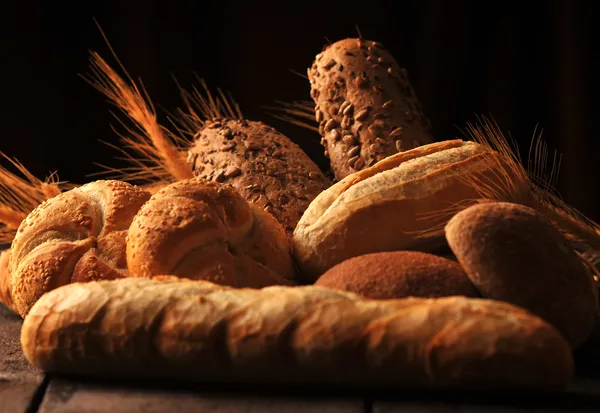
[0,249,14,311]
[126,178,296,286]
[187,119,331,236]
[315,251,479,300]
[308,38,434,180]
[292,140,508,280]
[21,276,573,390]
[9,180,151,317]
[445,202,598,348]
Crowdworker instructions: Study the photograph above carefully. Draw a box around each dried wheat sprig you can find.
[265,101,319,133]
[0,153,73,245]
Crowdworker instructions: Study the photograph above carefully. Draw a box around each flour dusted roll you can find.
[9,180,151,317]
[292,140,510,280]
[126,178,296,287]
[21,276,573,390]
[308,38,433,180]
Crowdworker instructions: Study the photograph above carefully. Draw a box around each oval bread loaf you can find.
[315,251,479,299]
[0,249,14,311]
[126,178,296,287]
[308,38,433,180]
[292,139,509,280]
[187,118,331,236]
[21,276,573,390]
[9,180,151,317]
[445,202,598,348]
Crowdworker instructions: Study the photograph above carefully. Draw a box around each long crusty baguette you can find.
[308,38,433,180]
[126,178,296,286]
[292,139,510,280]
[21,276,573,390]
[10,180,151,317]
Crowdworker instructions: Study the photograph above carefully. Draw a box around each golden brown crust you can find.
[315,251,479,300]
[308,38,433,180]
[187,118,331,236]
[0,249,15,311]
[21,277,573,390]
[292,140,504,280]
[126,178,296,286]
[445,202,598,348]
[9,180,151,317]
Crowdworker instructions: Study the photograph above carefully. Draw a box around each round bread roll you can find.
[292,139,509,281]
[309,38,433,180]
[315,251,479,299]
[9,180,151,317]
[445,201,598,348]
[0,249,14,311]
[126,178,296,287]
[187,118,331,237]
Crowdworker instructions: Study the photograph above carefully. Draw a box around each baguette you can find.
[9,180,151,317]
[21,276,573,390]
[187,119,331,236]
[126,178,296,286]
[445,202,598,348]
[292,140,509,280]
[308,38,433,180]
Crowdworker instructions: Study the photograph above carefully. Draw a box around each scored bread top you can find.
[292,140,503,279]
[187,118,331,237]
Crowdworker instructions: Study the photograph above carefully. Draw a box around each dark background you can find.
[2,1,599,220]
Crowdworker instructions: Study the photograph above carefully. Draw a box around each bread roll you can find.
[0,249,14,311]
[9,180,151,317]
[21,276,573,390]
[315,251,479,300]
[126,178,296,287]
[308,38,433,180]
[187,119,331,236]
[445,202,598,348]
[292,139,507,280]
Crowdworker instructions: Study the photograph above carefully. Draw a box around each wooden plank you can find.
[372,378,600,412]
[0,304,46,413]
[38,378,367,413]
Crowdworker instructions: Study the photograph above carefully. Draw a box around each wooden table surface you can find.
[3,305,600,413]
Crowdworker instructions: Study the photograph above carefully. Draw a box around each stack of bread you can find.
[1,37,599,392]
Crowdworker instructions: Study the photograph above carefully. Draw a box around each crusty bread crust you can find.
[21,276,573,390]
[126,178,296,286]
[9,180,151,317]
[0,249,14,311]
[308,38,433,180]
[187,119,331,236]
[445,202,599,348]
[292,140,504,280]
[315,251,479,299]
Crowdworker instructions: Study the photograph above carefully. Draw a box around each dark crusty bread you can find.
[9,180,151,317]
[445,202,598,348]
[21,276,574,390]
[315,251,479,300]
[126,178,296,286]
[308,38,433,180]
[187,118,331,236]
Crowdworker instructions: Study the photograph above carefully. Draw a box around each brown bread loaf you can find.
[315,251,479,300]
[292,140,509,281]
[21,276,573,390]
[187,118,331,237]
[126,178,296,286]
[445,202,598,348]
[308,38,433,180]
[0,249,14,311]
[9,180,151,317]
